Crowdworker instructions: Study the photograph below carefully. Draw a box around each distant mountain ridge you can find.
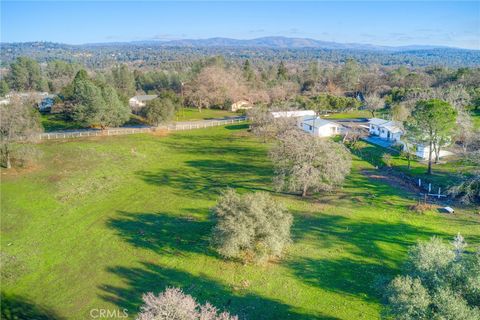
[136,36,455,51]
[2,36,469,51]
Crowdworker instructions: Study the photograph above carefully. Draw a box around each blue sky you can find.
[1,1,479,49]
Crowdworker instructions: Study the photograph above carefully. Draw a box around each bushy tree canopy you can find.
[212,189,292,263]
[405,99,457,174]
[65,70,130,128]
[310,94,361,113]
[111,64,136,98]
[142,97,176,126]
[8,57,47,92]
[386,235,480,320]
[0,80,10,97]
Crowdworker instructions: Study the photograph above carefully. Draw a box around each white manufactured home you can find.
[368,118,403,142]
[300,117,343,137]
[270,110,316,119]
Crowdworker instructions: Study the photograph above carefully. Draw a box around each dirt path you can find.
[361,168,421,196]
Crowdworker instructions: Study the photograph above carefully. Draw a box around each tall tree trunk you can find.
[427,141,433,175]
[302,184,308,197]
[435,145,441,164]
[5,150,11,169]
[2,146,11,169]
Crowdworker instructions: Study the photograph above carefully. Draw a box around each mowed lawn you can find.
[1,124,479,320]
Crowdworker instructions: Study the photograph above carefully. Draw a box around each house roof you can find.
[302,117,340,128]
[130,95,157,102]
[380,121,403,133]
[271,110,315,118]
[368,118,389,126]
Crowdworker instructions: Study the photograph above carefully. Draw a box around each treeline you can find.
[2,55,480,129]
[2,42,480,68]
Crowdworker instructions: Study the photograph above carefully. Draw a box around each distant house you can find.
[368,117,453,160]
[129,95,157,110]
[368,118,403,142]
[300,117,344,137]
[231,100,252,112]
[38,95,56,112]
[2,92,55,109]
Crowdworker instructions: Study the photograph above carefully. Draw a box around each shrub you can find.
[212,189,292,263]
[408,203,435,214]
[385,235,480,320]
[142,97,176,126]
[136,287,237,320]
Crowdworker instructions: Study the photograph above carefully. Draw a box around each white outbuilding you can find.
[300,117,344,137]
[270,110,316,119]
[368,118,403,142]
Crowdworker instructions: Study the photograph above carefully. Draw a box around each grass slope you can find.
[40,109,238,132]
[1,125,479,320]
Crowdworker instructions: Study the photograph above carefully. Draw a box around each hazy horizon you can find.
[2,1,479,50]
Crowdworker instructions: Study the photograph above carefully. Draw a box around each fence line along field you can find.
[39,117,246,140]
[1,124,479,320]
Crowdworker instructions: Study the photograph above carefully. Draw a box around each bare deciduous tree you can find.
[185,66,247,111]
[391,103,411,122]
[342,126,367,148]
[455,110,477,153]
[0,98,42,169]
[247,106,297,142]
[364,93,385,117]
[137,287,238,320]
[270,129,352,197]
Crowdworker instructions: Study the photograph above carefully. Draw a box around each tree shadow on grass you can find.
[107,211,216,258]
[160,133,267,159]
[100,262,339,320]
[287,211,453,303]
[1,292,63,320]
[137,159,273,200]
[224,124,249,130]
[315,169,415,211]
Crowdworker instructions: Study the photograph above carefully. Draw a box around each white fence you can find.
[39,117,246,141]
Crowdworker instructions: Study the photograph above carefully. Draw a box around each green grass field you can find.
[40,109,238,132]
[1,125,479,320]
[351,141,477,187]
[175,108,239,121]
[40,113,84,132]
